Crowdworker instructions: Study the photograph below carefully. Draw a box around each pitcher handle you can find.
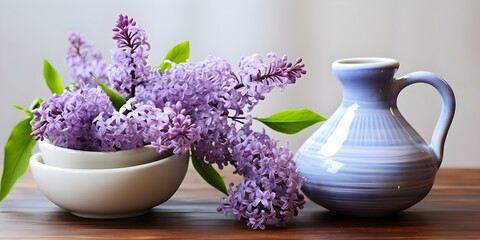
[392,71,456,168]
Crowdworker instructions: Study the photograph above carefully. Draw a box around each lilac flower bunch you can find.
[135,53,307,229]
[135,54,306,169]
[237,53,306,111]
[25,14,320,230]
[134,100,201,155]
[108,14,152,99]
[30,85,200,153]
[92,99,201,153]
[31,84,114,150]
[218,120,306,230]
[32,15,199,154]
[65,32,109,86]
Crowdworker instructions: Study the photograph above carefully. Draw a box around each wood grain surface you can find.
[1,167,479,239]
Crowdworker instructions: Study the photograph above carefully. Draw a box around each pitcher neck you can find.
[333,57,399,104]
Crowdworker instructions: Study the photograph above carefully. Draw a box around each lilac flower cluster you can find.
[134,53,307,229]
[92,103,145,151]
[65,32,109,86]
[31,85,114,150]
[136,56,239,168]
[33,14,308,229]
[237,53,306,111]
[217,120,306,230]
[32,86,199,153]
[138,101,201,155]
[135,54,306,168]
[108,14,151,99]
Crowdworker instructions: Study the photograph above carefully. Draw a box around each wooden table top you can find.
[1,167,479,239]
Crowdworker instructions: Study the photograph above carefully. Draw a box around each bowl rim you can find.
[38,140,160,156]
[38,141,169,169]
[30,152,189,173]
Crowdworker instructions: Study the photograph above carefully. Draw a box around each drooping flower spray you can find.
[136,47,307,229]
[31,14,310,229]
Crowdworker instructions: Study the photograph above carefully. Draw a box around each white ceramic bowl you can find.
[30,152,189,219]
[38,141,164,169]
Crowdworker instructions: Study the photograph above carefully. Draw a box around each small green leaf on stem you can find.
[29,97,43,111]
[13,105,33,118]
[254,108,326,134]
[191,153,228,195]
[43,59,63,94]
[0,118,37,201]
[158,41,190,71]
[97,80,126,111]
[13,98,43,119]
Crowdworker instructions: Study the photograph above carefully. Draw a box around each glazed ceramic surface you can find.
[30,152,189,219]
[296,57,455,217]
[39,140,164,169]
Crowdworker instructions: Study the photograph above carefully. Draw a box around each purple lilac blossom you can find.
[136,53,306,169]
[65,32,109,86]
[31,85,114,150]
[136,57,240,168]
[91,98,201,153]
[91,101,145,151]
[141,101,202,155]
[108,14,151,99]
[237,53,307,111]
[217,119,306,230]
[135,53,307,229]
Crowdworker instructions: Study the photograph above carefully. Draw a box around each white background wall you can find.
[0,0,479,169]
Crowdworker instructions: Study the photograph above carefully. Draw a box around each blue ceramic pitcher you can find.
[295,57,455,217]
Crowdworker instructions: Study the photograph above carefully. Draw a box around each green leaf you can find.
[43,59,63,94]
[191,153,228,195]
[13,105,33,118]
[13,98,43,119]
[0,118,37,201]
[254,108,326,134]
[97,80,126,111]
[29,97,43,111]
[158,41,190,71]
